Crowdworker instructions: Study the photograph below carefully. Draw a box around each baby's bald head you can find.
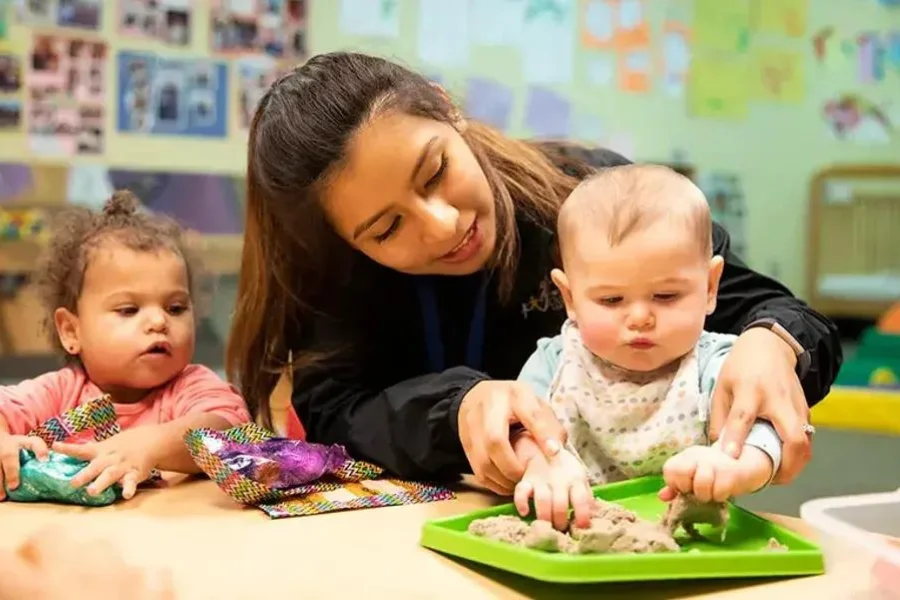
[557,164,712,267]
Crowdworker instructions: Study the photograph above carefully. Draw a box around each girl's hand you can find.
[53,429,158,499]
[458,381,567,495]
[709,327,811,484]
[0,434,49,500]
[660,445,771,502]
[513,449,593,532]
[0,527,174,600]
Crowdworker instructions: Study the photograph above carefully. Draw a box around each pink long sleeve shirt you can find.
[0,365,250,438]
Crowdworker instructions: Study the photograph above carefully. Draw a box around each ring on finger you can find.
[801,423,816,436]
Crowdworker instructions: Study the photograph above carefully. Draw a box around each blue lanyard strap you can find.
[417,276,489,373]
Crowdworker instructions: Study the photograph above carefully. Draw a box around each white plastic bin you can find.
[801,491,900,598]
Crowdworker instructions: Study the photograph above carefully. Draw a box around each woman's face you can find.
[321,111,497,276]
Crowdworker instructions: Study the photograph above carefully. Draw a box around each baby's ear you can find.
[550,268,577,321]
[706,256,725,314]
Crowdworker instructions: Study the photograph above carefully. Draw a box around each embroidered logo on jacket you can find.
[521,278,563,319]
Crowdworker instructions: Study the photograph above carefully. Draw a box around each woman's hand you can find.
[709,327,811,484]
[458,381,567,495]
[0,527,174,600]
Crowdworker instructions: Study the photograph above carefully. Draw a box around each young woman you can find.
[227,51,840,494]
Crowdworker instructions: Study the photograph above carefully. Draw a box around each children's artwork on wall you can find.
[338,0,400,39]
[28,34,106,156]
[520,0,576,85]
[17,0,102,31]
[118,0,192,46]
[236,56,281,132]
[0,5,8,39]
[0,49,22,131]
[659,20,691,96]
[857,32,887,83]
[117,51,228,138]
[822,93,893,144]
[751,46,805,103]
[211,0,307,60]
[751,0,808,38]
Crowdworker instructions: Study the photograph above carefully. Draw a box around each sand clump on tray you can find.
[468,495,730,555]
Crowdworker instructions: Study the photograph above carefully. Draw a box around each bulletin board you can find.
[0,0,308,175]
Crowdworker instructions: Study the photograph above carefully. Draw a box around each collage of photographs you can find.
[117,51,228,138]
[235,56,285,132]
[210,0,307,60]
[16,0,102,31]
[28,34,106,155]
[119,0,192,47]
[0,48,23,132]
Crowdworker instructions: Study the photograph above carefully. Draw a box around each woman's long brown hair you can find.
[226,52,590,425]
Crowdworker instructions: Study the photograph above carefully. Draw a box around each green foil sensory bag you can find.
[4,449,121,506]
[3,395,124,507]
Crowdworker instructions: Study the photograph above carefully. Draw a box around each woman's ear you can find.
[706,255,725,315]
[54,307,81,356]
[550,268,577,322]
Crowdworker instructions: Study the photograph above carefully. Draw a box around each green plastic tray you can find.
[420,475,825,584]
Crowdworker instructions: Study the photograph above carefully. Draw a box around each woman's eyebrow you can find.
[410,136,438,184]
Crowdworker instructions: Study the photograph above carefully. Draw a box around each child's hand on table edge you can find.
[53,428,160,500]
[658,444,773,503]
[514,448,593,532]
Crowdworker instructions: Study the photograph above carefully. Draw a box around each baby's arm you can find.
[698,332,783,488]
[517,335,563,399]
[146,365,250,473]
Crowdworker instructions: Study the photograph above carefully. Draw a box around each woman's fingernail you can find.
[725,442,738,456]
[545,439,560,454]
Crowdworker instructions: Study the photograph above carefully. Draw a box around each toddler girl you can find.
[514,165,785,531]
[0,191,250,501]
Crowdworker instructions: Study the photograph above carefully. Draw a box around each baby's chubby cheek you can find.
[575,316,619,358]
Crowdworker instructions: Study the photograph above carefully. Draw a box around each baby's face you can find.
[65,244,195,395]
[559,221,721,372]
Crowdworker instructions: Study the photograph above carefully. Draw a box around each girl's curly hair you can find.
[34,189,201,361]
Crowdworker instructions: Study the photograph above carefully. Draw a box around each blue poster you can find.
[117,51,228,138]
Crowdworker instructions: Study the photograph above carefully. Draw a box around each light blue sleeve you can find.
[697,331,784,489]
[517,335,564,401]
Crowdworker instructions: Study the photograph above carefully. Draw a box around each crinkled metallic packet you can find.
[4,449,121,507]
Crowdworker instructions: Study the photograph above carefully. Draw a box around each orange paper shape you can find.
[581,0,617,49]
[614,0,650,50]
[580,0,650,51]
[751,46,805,103]
[618,50,651,93]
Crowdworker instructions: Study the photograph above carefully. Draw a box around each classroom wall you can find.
[0,0,898,296]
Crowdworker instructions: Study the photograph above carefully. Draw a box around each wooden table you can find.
[0,477,880,599]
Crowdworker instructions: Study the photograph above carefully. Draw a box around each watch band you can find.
[745,318,811,377]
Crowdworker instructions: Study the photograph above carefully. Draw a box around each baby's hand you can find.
[0,434,49,500]
[660,445,773,503]
[53,429,157,500]
[513,448,593,531]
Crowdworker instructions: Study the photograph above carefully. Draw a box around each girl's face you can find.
[321,111,497,276]
[55,243,195,400]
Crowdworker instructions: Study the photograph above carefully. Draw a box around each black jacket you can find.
[291,150,842,481]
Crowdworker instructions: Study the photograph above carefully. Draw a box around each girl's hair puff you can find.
[34,189,201,361]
